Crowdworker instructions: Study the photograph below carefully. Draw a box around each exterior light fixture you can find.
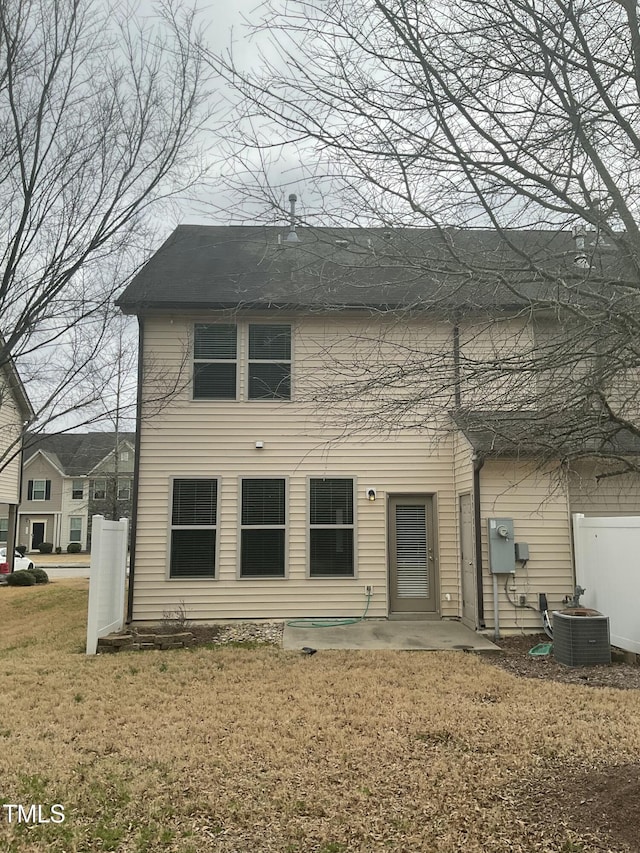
[366,488,377,502]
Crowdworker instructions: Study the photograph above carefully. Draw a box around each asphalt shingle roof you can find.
[453,410,640,458]
[117,225,624,313]
[24,433,135,476]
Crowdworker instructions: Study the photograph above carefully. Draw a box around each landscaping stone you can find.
[99,634,134,648]
[97,622,284,653]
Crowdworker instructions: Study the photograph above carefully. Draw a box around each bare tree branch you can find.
[205,0,640,473]
[0,0,213,468]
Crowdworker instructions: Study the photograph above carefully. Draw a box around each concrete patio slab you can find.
[283,618,499,652]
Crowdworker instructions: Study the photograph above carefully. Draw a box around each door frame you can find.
[387,493,439,616]
[459,492,478,628]
[29,519,48,551]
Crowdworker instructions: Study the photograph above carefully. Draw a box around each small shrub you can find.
[55,546,62,554]
[7,570,36,586]
[15,545,27,557]
[29,568,49,584]
[66,543,81,554]
[37,542,53,554]
[162,600,192,633]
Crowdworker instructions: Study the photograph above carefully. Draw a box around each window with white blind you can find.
[309,478,354,576]
[28,479,50,501]
[170,479,218,578]
[240,478,286,577]
[69,517,82,543]
[193,324,237,399]
[248,324,291,400]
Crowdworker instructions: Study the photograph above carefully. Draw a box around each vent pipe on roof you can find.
[286,193,300,243]
[572,224,589,268]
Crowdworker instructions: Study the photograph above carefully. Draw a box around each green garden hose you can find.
[286,590,372,628]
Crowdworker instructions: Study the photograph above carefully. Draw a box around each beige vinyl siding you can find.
[0,385,22,504]
[21,455,63,512]
[450,430,476,616]
[532,314,601,410]
[133,313,460,622]
[569,462,640,516]
[91,442,136,475]
[60,478,89,550]
[479,460,573,632]
[134,423,459,621]
[458,316,537,410]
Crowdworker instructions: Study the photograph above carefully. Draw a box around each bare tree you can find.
[212,0,640,474]
[0,0,212,470]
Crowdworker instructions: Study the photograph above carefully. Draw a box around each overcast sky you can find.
[166,0,314,228]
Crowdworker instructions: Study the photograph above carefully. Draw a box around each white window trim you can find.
[32,479,47,501]
[166,476,220,581]
[306,475,358,579]
[91,479,107,500]
[117,478,131,500]
[237,475,289,579]
[69,517,83,543]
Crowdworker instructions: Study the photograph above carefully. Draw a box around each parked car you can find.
[0,547,36,578]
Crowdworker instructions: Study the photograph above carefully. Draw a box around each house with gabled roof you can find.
[7,432,135,552]
[116,220,640,632]
[0,349,34,562]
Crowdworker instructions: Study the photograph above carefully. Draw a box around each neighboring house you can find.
[116,223,640,631]
[0,352,34,561]
[15,433,135,552]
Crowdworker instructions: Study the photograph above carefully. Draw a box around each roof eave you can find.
[1,353,35,423]
[117,300,531,316]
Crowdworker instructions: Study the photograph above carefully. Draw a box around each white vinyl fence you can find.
[572,514,640,654]
[86,516,128,655]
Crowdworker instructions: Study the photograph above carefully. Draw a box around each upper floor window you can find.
[72,480,84,500]
[192,323,291,401]
[91,479,106,500]
[193,324,237,399]
[28,479,51,501]
[120,451,130,462]
[248,325,291,400]
[117,478,131,501]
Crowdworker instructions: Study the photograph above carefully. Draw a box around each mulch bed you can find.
[486,632,640,690]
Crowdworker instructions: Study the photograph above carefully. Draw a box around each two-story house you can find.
[15,432,135,552]
[116,224,640,633]
[0,351,34,561]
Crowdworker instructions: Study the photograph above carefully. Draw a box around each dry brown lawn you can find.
[1,580,639,853]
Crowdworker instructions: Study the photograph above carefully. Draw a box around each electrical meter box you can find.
[487,517,516,574]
